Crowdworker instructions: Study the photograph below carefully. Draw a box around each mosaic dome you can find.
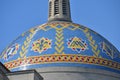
[0,21,120,73]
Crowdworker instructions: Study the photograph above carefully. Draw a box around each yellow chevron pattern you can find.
[38,22,80,31]
[19,28,38,58]
[83,28,101,58]
[55,29,64,54]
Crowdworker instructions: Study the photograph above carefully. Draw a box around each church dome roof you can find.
[0,21,120,73]
[0,0,120,74]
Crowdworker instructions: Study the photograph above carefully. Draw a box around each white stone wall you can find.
[36,67,120,80]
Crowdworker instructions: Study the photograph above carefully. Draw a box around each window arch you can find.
[62,0,67,15]
[54,0,59,15]
[49,1,52,17]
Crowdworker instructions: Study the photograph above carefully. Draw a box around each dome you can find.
[0,21,120,73]
[0,0,120,77]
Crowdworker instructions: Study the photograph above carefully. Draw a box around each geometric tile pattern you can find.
[0,22,120,73]
[20,28,38,58]
[4,55,120,70]
[83,28,101,58]
[55,29,64,54]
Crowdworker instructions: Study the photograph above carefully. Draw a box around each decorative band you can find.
[4,55,120,70]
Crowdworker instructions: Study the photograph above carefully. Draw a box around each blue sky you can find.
[0,0,120,53]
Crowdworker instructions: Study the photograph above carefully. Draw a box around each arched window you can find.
[62,0,67,15]
[49,2,52,17]
[54,0,59,15]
